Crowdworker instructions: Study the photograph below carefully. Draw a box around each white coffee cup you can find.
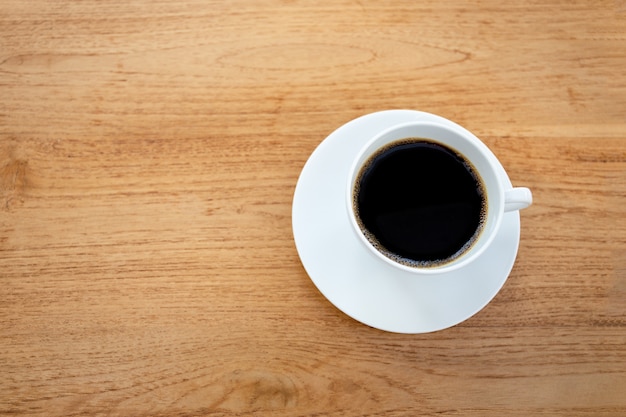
[346,120,532,274]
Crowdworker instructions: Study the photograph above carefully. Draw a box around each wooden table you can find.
[1,1,625,416]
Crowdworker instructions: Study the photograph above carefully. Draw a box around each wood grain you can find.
[1,0,625,416]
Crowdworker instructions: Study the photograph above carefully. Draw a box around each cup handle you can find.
[504,187,532,212]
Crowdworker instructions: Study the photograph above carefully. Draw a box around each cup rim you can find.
[345,120,505,275]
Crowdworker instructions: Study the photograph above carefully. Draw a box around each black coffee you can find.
[354,138,486,267]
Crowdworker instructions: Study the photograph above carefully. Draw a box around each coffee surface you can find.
[354,139,486,267]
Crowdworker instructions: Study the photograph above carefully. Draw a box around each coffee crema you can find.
[353,138,487,268]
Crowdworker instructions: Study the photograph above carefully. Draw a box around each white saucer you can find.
[292,110,521,333]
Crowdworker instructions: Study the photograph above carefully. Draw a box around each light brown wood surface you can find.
[1,1,625,416]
